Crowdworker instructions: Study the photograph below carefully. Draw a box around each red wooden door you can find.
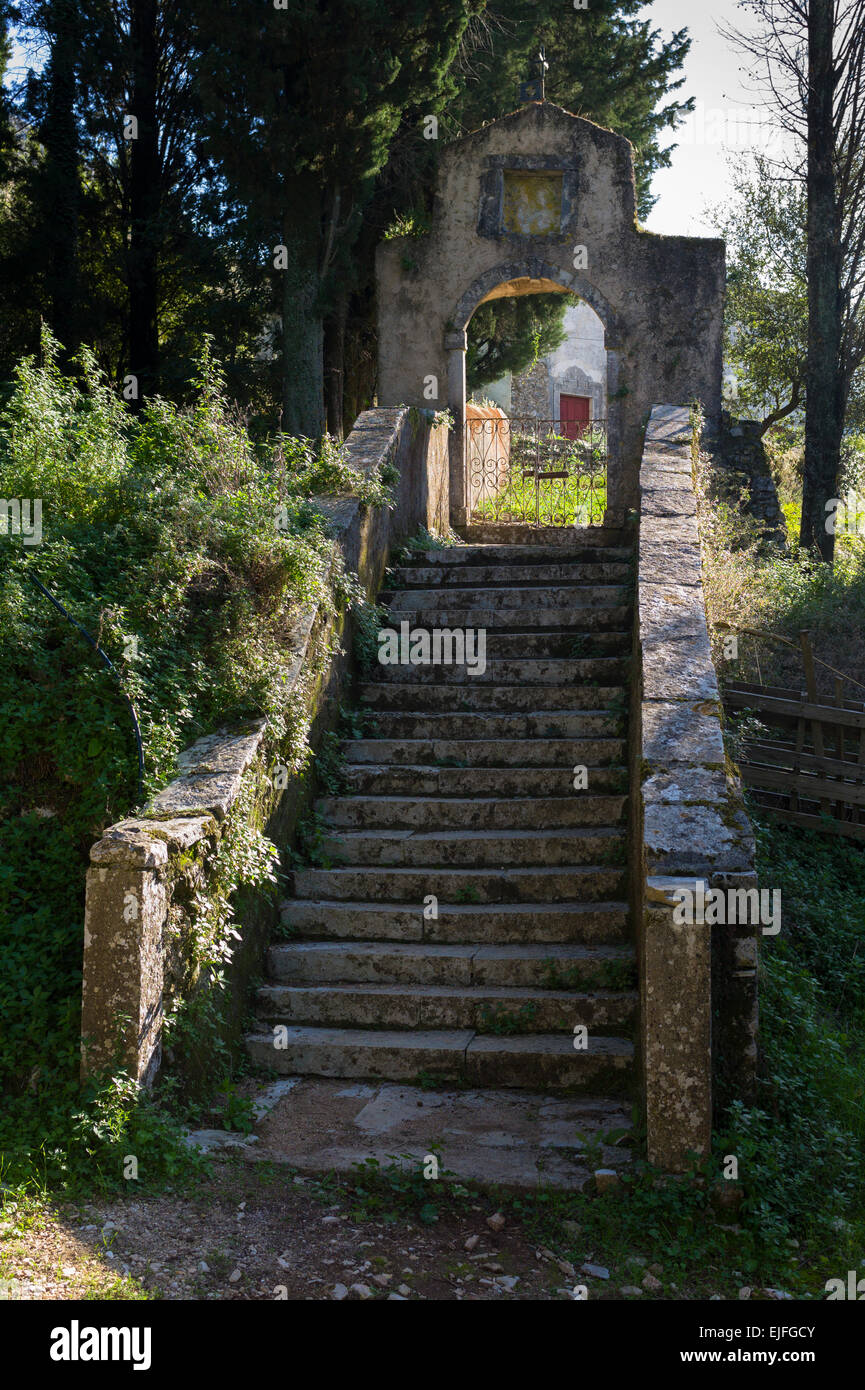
[560,394,591,440]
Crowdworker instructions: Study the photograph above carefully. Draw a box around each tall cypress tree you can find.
[191,0,483,437]
[22,0,82,364]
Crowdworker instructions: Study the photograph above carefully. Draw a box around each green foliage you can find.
[712,155,808,431]
[393,525,460,566]
[352,599,390,673]
[467,293,568,394]
[720,818,865,1251]
[347,1150,470,1225]
[0,332,381,1188]
[288,810,337,870]
[477,1001,539,1036]
[215,1080,256,1136]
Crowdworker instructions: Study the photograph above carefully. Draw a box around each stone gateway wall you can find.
[376,103,724,522]
[635,405,759,1170]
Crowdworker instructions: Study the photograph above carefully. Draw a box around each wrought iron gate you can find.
[465,414,608,526]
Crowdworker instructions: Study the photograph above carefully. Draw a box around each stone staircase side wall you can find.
[80,408,450,1087]
[635,405,759,1171]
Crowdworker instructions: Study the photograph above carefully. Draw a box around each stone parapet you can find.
[81,408,449,1085]
[636,405,758,1170]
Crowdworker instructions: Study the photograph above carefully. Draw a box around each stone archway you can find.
[445,259,624,524]
[376,102,724,527]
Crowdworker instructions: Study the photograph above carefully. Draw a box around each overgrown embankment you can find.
[695,430,865,1264]
[698,428,865,693]
[0,332,392,1189]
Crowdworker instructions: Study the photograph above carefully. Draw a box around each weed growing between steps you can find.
[347,1151,472,1227]
[0,330,394,1195]
[392,525,461,566]
[353,599,390,673]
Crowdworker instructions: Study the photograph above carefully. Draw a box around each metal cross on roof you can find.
[519,43,549,104]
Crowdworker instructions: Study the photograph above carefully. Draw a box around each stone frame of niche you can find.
[477,154,579,241]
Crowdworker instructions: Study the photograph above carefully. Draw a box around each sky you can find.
[639,0,788,237]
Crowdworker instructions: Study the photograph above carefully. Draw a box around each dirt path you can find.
[0,1157,594,1302]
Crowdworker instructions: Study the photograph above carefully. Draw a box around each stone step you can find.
[292,865,627,903]
[382,584,630,611]
[280,899,631,945]
[373,658,628,686]
[268,939,636,986]
[407,544,632,567]
[391,562,632,588]
[248,1080,634,1189]
[453,632,630,659]
[315,794,627,830]
[356,711,624,742]
[357,682,626,712]
[342,738,626,767]
[254,982,637,1034]
[382,606,631,631]
[319,827,626,869]
[245,1026,634,1091]
[456,525,632,548]
[340,764,628,798]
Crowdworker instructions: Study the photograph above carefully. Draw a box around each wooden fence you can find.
[722,629,865,843]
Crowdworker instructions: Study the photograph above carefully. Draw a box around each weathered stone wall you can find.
[511,360,552,417]
[377,103,725,518]
[81,408,450,1086]
[635,405,758,1170]
[715,413,787,545]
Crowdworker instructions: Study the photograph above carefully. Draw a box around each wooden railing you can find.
[721,627,865,842]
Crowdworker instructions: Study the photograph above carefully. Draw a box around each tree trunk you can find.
[280,184,325,437]
[128,0,160,402]
[343,290,377,434]
[324,292,348,439]
[800,0,845,561]
[43,0,80,364]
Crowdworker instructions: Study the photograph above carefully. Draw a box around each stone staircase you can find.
[247,528,636,1118]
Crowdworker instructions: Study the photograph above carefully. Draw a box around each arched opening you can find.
[446,264,620,529]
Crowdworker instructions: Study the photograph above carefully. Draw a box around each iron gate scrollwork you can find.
[466,414,608,526]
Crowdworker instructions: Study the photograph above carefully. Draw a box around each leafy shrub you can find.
[0,329,392,1187]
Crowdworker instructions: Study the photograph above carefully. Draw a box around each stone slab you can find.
[147,720,268,821]
[641,486,697,518]
[252,1078,633,1190]
[640,582,717,699]
[643,801,754,875]
[644,405,693,448]
[638,513,701,547]
[641,700,726,768]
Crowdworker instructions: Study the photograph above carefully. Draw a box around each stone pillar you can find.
[445,329,467,528]
[637,404,759,1169]
[644,877,713,1170]
[604,347,626,524]
[81,831,168,1085]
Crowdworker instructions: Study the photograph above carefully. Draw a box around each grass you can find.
[698,432,865,695]
[469,427,608,525]
[471,467,607,527]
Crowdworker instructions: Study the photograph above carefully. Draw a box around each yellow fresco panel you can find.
[502,172,563,236]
